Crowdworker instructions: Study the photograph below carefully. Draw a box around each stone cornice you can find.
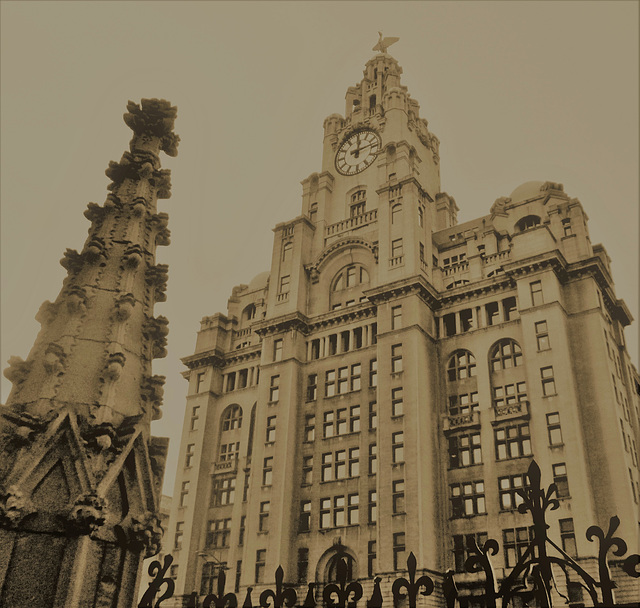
[254,312,311,338]
[366,275,440,310]
[181,349,225,370]
[308,303,378,331]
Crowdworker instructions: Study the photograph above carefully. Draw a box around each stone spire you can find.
[0,99,178,608]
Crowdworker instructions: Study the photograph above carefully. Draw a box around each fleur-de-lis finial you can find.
[322,557,363,608]
[259,566,297,608]
[202,567,237,608]
[391,552,434,608]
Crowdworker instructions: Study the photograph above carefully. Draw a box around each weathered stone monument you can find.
[0,99,178,607]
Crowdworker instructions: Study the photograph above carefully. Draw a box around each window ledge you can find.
[391,415,404,421]
[542,393,558,398]
[451,513,488,520]
[549,443,565,449]
[392,512,406,517]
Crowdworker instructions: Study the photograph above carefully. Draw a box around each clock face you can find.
[335,130,381,176]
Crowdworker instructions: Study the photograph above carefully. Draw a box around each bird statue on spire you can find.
[373,31,399,53]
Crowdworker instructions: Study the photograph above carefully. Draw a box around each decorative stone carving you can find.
[123,243,144,268]
[66,285,88,314]
[153,169,172,199]
[541,181,564,192]
[60,248,84,274]
[123,98,180,157]
[3,356,32,386]
[149,437,169,487]
[85,236,108,264]
[145,264,169,303]
[131,197,148,217]
[0,486,34,528]
[67,490,107,535]
[114,293,136,321]
[106,150,159,186]
[84,202,106,223]
[151,213,171,246]
[104,349,126,382]
[129,511,164,558]
[43,343,67,375]
[36,300,58,325]
[141,375,166,420]
[143,317,169,359]
[104,193,122,210]
[490,197,511,217]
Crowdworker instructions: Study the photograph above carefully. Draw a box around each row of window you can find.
[450,463,569,517]
[307,323,377,361]
[222,367,259,393]
[442,297,518,336]
[448,414,563,468]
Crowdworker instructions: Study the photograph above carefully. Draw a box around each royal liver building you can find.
[166,40,639,606]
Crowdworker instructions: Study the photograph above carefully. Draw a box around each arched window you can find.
[489,339,523,372]
[332,265,369,292]
[243,304,256,321]
[448,350,477,381]
[446,279,470,290]
[515,215,541,232]
[391,203,402,224]
[222,404,242,431]
[282,242,293,262]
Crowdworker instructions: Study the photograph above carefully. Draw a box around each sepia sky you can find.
[1,1,638,497]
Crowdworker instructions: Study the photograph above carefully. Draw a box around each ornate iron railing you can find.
[139,461,639,608]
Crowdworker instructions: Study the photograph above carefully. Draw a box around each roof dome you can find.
[247,271,270,292]
[509,181,546,203]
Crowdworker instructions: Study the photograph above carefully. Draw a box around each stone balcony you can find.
[325,209,378,241]
[211,459,238,476]
[442,410,481,433]
[490,400,530,425]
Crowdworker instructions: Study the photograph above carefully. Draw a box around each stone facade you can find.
[167,49,639,607]
[0,99,178,608]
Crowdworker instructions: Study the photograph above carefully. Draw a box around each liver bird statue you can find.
[373,32,399,53]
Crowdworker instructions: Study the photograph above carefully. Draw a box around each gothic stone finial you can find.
[123,99,180,157]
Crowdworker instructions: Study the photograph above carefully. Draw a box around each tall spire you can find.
[0,99,178,608]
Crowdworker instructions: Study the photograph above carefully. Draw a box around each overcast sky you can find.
[1,1,638,497]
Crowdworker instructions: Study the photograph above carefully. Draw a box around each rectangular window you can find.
[226,372,236,392]
[419,242,425,262]
[530,280,543,306]
[553,463,569,498]
[323,411,335,439]
[336,408,347,435]
[266,416,276,443]
[391,305,402,330]
[448,392,479,416]
[498,474,527,510]
[269,375,280,402]
[211,477,235,506]
[341,331,350,352]
[320,498,331,529]
[196,371,206,393]
[392,431,404,463]
[174,521,184,549]
[304,415,315,442]
[185,443,195,468]
[310,339,320,360]
[262,457,273,486]
[453,533,488,572]
[206,518,231,548]
[503,296,518,321]
[503,527,534,568]
[450,481,486,517]
[325,370,336,397]
[273,339,283,362]
[279,275,290,293]
[335,450,346,480]
[369,359,378,387]
[495,424,532,460]
[219,441,240,461]
[369,443,377,475]
[321,453,333,482]
[368,490,377,523]
[486,301,499,326]
[392,387,404,417]
[535,320,550,351]
[337,367,349,394]
[180,481,190,507]
[393,533,406,570]
[239,515,246,546]
[350,405,361,432]
[348,447,360,477]
[328,335,338,356]
[351,364,362,391]
[448,432,482,468]
[255,550,266,584]
[351,201,366,217]
[353,327,363,349]
[238,368,248,389]
[492,382,527,408]
[547,413,563,445]
[259,501,270,532]
[560,518,577,557]
[391,344,403,373]
[334,495,346,527]
[302,455,313,485]
[299,500,311,532]
[348,493,359,525]
[368,541,377,577]
[369,401,378,429]
[541,366,557,396]
[391,238,404,258]
[190,405,200,431]
[392,479,405,513]
[562,218,573,237]
[298,548,309,584]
